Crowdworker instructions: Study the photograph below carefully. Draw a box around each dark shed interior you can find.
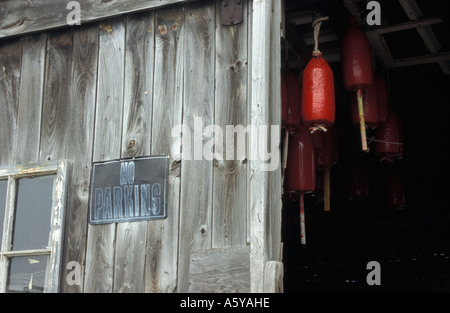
[281,0,450,292]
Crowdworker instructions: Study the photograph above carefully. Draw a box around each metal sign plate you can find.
[89,156,169,225]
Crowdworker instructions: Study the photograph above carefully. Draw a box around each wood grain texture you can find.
[0,0,284,293]
[263,260,283,293]
[188,246,250,293]
[0,0,198,39]
[267,0,282,263]
[62,24,99,293]
[91,19,125,163]
[39,29,73,163]
[113,12,155,293]
[37,26,98,293]
[14,33,46,165]
[212,1,248,248]
[84,17,125,293]
[177,0,216,292]
[145,6,184,293]
[248,0,267,293]
[121,12,154,159]
[248,0,282,292]
[0,38,22,167]
[248,0,278,293]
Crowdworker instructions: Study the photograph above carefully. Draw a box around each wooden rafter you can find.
[342,0,450,75]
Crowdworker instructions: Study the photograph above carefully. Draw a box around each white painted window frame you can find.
[0,160,69,293]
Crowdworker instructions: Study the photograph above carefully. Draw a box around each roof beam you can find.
[398,0,450,75]
[387,51,450,69]
[342,0,450,74]
[367,17,444,36]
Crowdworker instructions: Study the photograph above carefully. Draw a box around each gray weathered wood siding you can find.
[0,0,282,292]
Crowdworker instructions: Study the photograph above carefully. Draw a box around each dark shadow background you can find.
[282,0,450,292]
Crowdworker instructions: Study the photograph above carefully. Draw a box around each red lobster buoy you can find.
[374,108,402,162]
[285,125,316,193]
[301,16,335,133]
[301,54,335,132]
[341,19,373,91]
[285,71,302,130]
[350,80,378,128]
[341,18,373,151]
[374,73,388,125]
[285,125,316,245]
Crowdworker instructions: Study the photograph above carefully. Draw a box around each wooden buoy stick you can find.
[324,167,331,212]
[300,192,306,245]
[356,88,368,152]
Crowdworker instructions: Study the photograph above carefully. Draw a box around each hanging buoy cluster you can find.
[282,16,338,245]
[282,16,406,246]
[341,18,404,156]
[341,18,404,209]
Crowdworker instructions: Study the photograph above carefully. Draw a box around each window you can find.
[0,160,69,293]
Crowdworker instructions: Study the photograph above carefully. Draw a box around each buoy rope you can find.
[312,16,329,56]
[368,137,404,145]
[309,124,328,134]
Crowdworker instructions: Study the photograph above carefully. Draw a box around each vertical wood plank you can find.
[249,0,282,292]
[113,12,155,293]
[39,30,73,163]
[38,27,98,293]
[38,29,77,292]
[121,12,154,160]
[246,0,253,249]
[145,7,184,293]
[177,0,216,292]
[212,0,248,248]
[62,24,99,293]
[14,34,46,165]
[263,260,283,293]
[249,0,268,293]
[247,0,282,292]
[0,38,22,167]
[84,17,125,293]
[267,0,282,263]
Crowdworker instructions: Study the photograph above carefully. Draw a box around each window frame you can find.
[0,160,69,293]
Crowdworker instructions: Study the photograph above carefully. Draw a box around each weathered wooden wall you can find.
[0,0,282,293]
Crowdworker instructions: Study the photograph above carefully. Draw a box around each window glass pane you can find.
[6,255,49,293]
[12,175,54,251]
[0,180,7,248]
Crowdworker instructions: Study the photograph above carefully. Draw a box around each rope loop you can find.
[309,124,328,134]
[312,16,329,56]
